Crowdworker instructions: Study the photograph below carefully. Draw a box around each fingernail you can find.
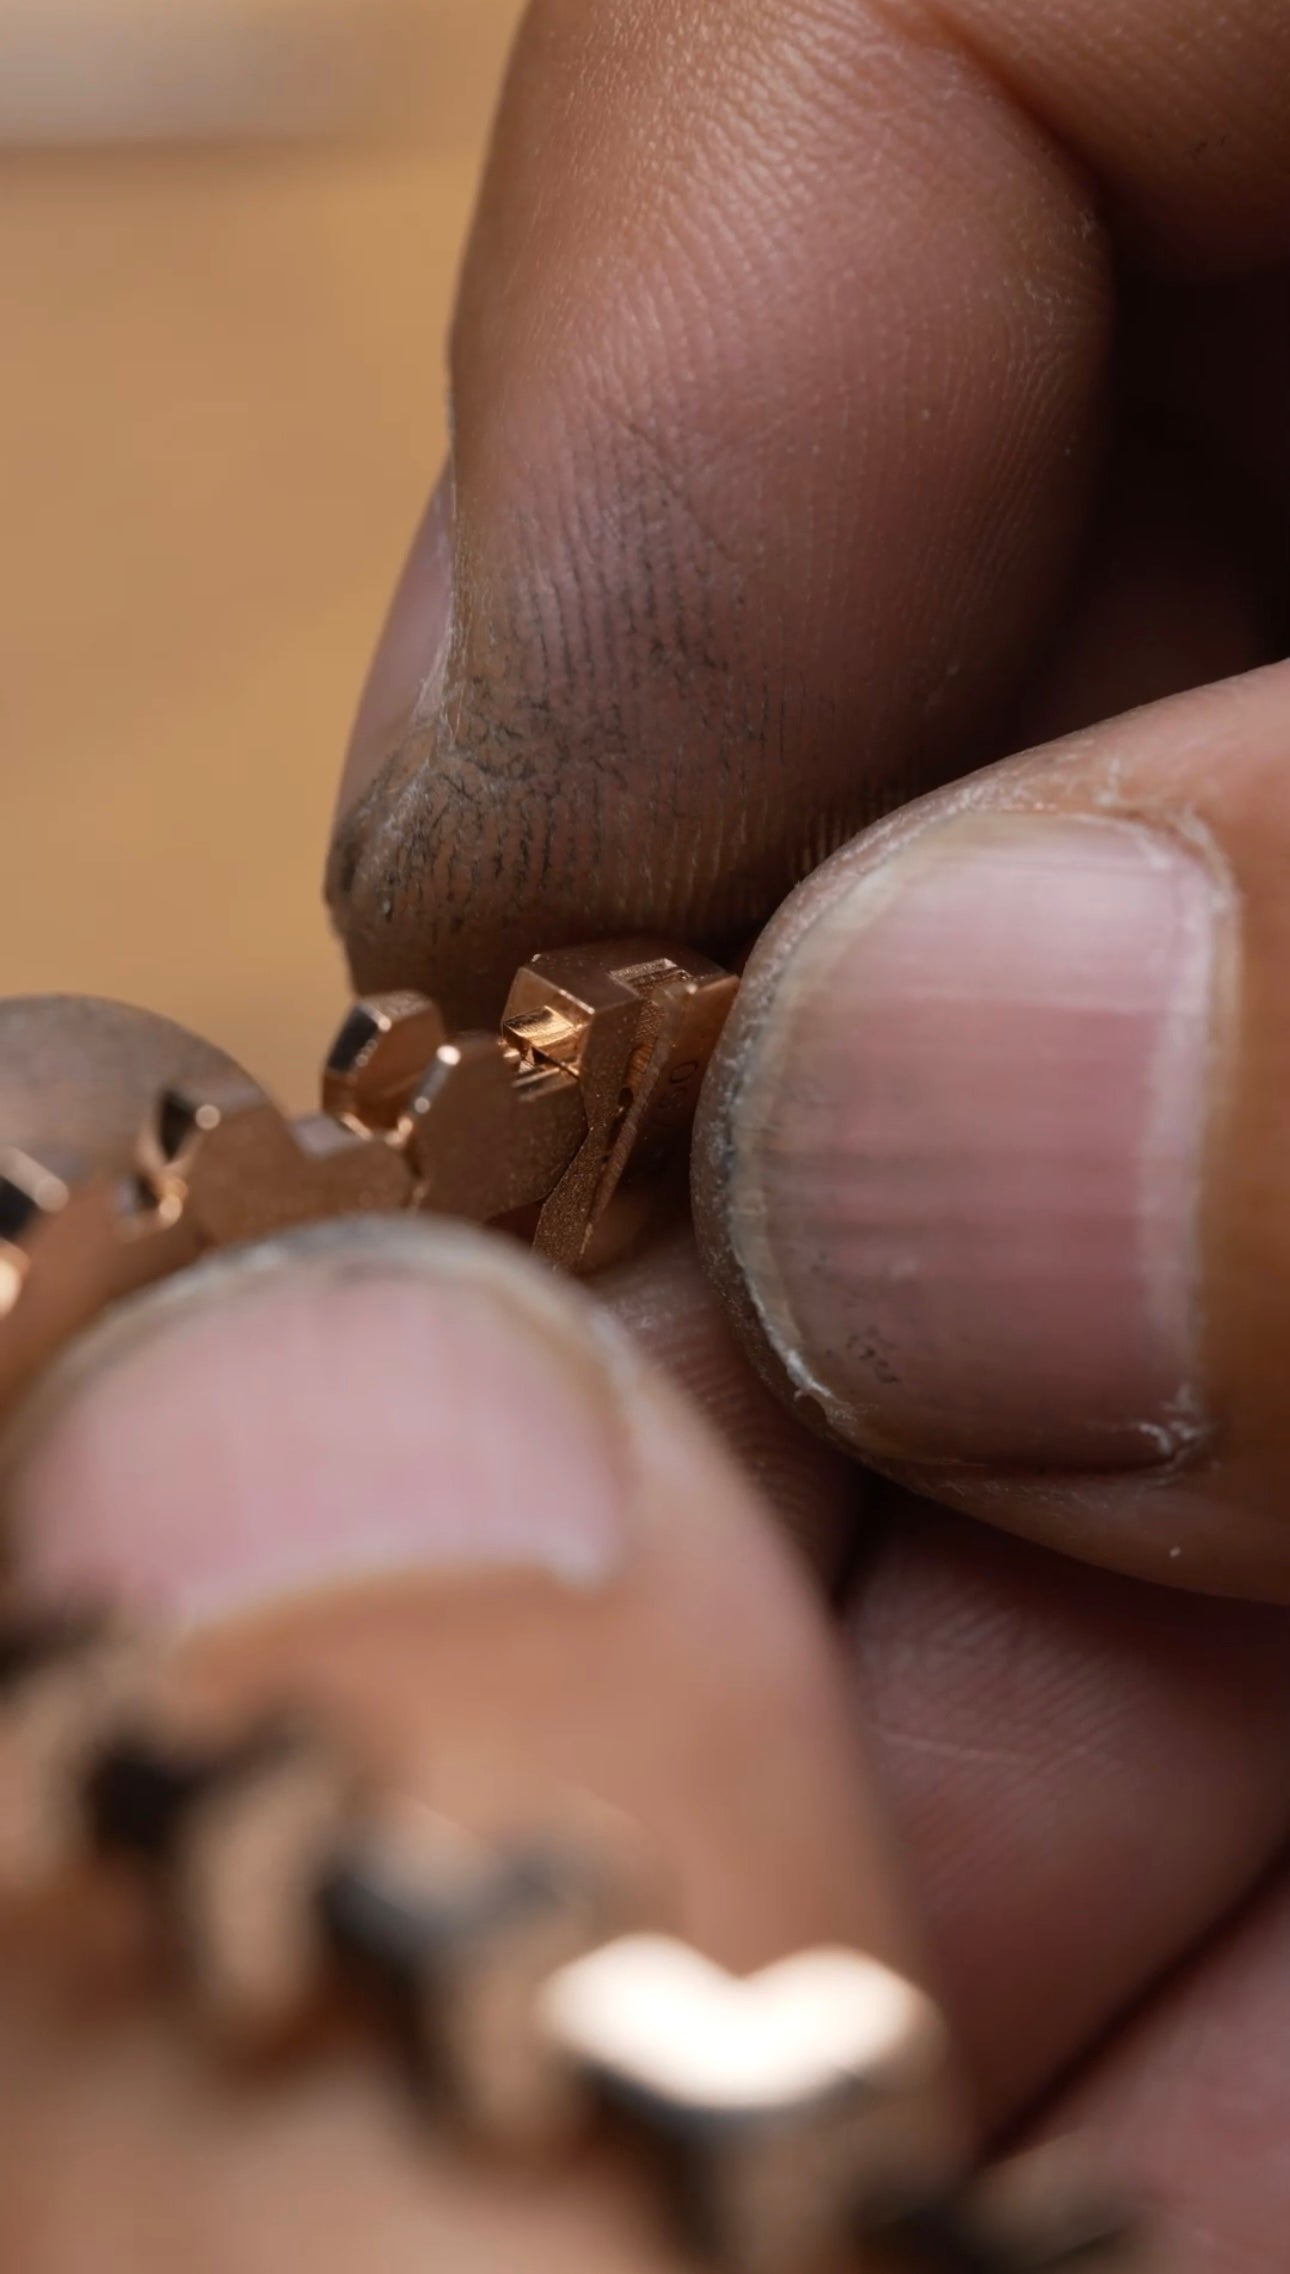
[729,813,1226,1471]
[4,1218,633,1621]
[337,460,455,825]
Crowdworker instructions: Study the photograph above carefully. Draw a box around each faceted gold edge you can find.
[0,1607,1144,2274]
[0,938,738,1433]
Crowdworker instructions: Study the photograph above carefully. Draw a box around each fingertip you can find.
[335,464,455,834]
[5,1216,634,1622]
[705,808,1222,1476]
[2,1216,920,1980]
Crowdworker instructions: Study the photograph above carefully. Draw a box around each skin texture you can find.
[595,1226,862,1587]
[0,1221,937,2274]
[695,666,1290,1599]
[4,0,1290,2268]
[330,0,1110,1014]
[3,1218,1290,2273]
[330,1,1290,1021]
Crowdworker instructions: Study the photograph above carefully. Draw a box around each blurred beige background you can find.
[0,0,524,1106]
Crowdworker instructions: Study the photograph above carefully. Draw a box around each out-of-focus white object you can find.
[0,0,429,143]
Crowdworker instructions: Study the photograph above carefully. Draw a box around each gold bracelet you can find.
[0,938,735,1422]
[0,943,1154,2270]
[0,1606,1147,2274]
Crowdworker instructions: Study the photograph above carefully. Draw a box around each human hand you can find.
[2,2,1289,2267]
[335,0,1290,1601]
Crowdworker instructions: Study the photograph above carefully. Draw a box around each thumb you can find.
[697,662,1290,1602]
[0,1213,933,2273]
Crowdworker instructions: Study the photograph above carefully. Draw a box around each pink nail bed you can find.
[733,813,1224,1470]
[11,1243,628,1621]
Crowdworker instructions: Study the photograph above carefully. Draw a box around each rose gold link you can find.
[320,1766,657,2152]
[0,1623,159,1901]
[321,991,448,1132]
[0,939,734,1433]
[139,1075,412,1248]
[400,1037,587,1226]
[505,943,737,1268]
[540,1937,958,2274]
[177,1725,363,2045]
[0,1147,197,1419]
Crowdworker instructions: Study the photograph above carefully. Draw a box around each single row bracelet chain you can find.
[0,1606,1147,2274]
[0,941,1156,2273]
[0,938,737,1419]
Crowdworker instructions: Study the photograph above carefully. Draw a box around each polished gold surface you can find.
[501,944,739,1270]
[540,1935,954,2274]
[0,1145,197,1412]
[321,991,448,1130]
[0,1602,1142,2274]
[327,1794,632,2150]
[140,1074,413,1248]
[0,0,525,1108]
[0,941,734,1423]
[177,1721,362,2044]
[0,1617,154,1899]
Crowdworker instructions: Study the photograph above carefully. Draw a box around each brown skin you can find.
[330,3,1289,1019]
[327,0,1290,1608]
[695,664,1290,1600]
[0,1215,934,2274]
[5,1210,1290,2274]
[4,0,1290,2266]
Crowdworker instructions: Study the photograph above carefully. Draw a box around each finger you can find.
[0,997,856,1597]
[594,1225,862,1588]
[0,1215,930,2270]
[1005,432,1275,749]
[328,0,1290,1022]
[695,660,1290,1600]
[1118,269,1290,559]
[941,0,1290,270]
[848,1501,1290,2121]
[1007,265,1290,744]
[340,470,454,825]
[1040,1865,1290,2266]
